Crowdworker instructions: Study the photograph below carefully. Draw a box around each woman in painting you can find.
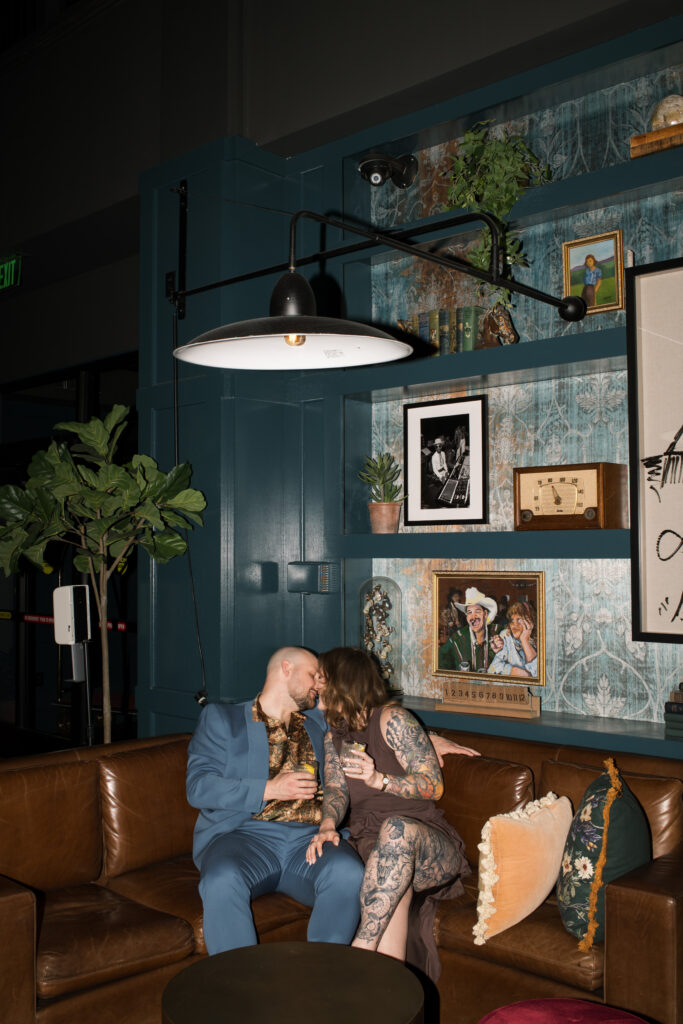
[306,647,471,980]
[581,253,602,307]
[490,601,538,678]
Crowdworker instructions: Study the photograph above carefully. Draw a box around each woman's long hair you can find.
[507,601,537,643]
[318,646,391,731]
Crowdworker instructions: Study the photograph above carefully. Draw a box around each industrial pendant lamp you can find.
[168,197,586,373]
[174,264,412,370]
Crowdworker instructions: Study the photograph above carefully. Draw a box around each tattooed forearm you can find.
[382,707,443,800]
[321,732,349,826]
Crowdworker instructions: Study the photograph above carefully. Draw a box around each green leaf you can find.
[103,405,129,436]
[148,530,188,563]
[55,417,110,455]
[0,485,35,523]
[164,487,207,512]
[137,501,165,530]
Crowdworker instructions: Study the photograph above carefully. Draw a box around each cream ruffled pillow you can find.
[473,793,573,945]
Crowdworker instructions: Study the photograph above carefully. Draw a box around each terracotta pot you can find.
[368,502,401,534]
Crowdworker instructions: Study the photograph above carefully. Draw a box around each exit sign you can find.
[0,255,21,292]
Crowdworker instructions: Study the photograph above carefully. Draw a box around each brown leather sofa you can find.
[0,727,681,1024]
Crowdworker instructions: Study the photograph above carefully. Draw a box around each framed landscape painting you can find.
[562,229,624,314]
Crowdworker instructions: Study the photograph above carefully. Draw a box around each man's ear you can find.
[281,659,293,679]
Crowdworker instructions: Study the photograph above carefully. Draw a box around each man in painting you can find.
[430,436,450,483]
[438,586,501,672]
[581,253,602,307]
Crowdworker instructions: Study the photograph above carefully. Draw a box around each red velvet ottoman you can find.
[477,1000,650,1023]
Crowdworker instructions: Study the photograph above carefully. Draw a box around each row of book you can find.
[664,686,683,740]
[397,308,483,355]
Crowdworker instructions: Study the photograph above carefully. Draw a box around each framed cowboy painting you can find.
[433,570,546,684]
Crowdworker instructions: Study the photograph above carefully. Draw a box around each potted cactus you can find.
[358,453,404,533]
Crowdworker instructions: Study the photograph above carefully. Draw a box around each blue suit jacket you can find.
[186,700,327,865]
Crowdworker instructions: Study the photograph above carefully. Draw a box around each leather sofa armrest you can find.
[0,875,36,1024]
[604,843,683,1024]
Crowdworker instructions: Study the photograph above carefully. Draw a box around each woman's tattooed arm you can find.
[380,706,443,800]
[320,731,349,828]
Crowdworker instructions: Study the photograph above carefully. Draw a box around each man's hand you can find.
[430,733,480,766]
[490,634,504,653]
[263,768,318,802]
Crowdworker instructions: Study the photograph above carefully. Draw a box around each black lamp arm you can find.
[288,209,584,320]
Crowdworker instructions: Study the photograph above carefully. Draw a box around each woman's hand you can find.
[341,751,382,789]
[305,827,340,864]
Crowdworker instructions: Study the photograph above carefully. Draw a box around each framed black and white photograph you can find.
[626,256,683,643]
[403,396,487,526]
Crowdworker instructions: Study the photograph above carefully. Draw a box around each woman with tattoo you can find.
[305,646,470,980]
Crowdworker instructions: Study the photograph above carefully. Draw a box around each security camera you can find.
[357,152,418,189]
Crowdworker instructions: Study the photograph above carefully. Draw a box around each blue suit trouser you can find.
[198,820,364,955]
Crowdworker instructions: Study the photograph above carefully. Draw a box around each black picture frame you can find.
[403,396,487,526]
[626,256,683,643]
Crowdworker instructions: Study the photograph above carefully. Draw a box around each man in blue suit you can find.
[186,646,364,954]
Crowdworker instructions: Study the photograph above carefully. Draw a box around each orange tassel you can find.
[578,758,622,952]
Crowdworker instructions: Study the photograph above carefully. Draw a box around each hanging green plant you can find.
[444,120,550,308]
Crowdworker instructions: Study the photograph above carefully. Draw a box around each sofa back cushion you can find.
[0,760,101,889]
[540,759,683,859]
[99,740,197,878]
[438,755,533,866]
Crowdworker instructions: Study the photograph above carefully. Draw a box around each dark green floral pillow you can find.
[556,758,651,949]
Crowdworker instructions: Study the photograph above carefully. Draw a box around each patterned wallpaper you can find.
[361,51,683,723]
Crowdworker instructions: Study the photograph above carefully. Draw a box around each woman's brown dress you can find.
[331,707,470,981]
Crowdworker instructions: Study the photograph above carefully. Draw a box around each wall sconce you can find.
[167,185,586,372]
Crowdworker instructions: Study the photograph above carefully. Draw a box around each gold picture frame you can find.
[433,570,546,685]
[562,229,625,315]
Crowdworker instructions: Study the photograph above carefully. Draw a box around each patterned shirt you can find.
[251,696,322,824]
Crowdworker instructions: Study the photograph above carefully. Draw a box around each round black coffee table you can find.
[162,942,424,1024]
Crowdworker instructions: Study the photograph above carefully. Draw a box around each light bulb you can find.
[285,333,306,347]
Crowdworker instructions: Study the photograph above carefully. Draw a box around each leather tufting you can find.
[36,884,194,999]
[99,740,197,878]
[438,755,534,867]
[0,760,101,890]
[540,760,683,859]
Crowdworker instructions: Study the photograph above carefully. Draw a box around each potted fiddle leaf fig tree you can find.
[444,119,550,344]
[0,404,206,743]
[358,453,404,534]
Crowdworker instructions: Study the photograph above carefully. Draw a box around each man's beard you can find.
[293,692,316,711]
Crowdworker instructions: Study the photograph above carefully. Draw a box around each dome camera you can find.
[357,152,418,189]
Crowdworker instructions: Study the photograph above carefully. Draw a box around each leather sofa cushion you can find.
[0,760,101,890]
[438,755,534,866]
[106,856,206,953]
[437,897,604,992]
[540,760,683,859]
[99,741,197,878]
[36,884,194,999]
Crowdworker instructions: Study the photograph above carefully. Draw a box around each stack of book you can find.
[664,686,683,740]
[397,307,483,356]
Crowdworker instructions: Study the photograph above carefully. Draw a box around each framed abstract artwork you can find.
[626,256,683,642]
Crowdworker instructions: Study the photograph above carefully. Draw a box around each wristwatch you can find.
[380,774,390,791]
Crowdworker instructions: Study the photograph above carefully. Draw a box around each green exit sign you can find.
[0,255,22,292]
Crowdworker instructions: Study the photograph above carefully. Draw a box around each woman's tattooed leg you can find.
[352,816,460,950]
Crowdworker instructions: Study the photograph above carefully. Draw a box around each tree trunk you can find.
[99,572,111,744]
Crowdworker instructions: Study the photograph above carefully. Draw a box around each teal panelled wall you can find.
[137,23,683,743]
